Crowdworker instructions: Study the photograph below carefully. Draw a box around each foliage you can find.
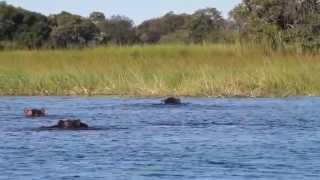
[189,8,226,43]
[49,12,98,48]
[103,15,136,45]
[0,2,51,48]
[136,12,191,44]
[0,1,319,51]
[230,0,320,50]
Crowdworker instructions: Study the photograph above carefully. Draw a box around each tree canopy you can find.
[230,0,320,49]
[0,0,319,51]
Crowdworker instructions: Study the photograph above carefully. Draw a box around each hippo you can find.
[162,97,182,105]
[42,119,89,130]
[24,108,46,117]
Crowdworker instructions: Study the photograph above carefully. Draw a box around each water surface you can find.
[0,97,320,179]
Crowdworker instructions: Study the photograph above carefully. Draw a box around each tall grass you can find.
[0,44,319,97]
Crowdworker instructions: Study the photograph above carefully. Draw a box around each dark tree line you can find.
[230,0,320,50]
[0,0,319,50]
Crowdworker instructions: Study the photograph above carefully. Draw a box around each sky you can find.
[5,0,242,25]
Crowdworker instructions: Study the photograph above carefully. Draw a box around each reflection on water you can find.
[0,97,320,179]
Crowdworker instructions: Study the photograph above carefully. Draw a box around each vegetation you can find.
[230,0,320,51]
[0,44,320,97]
[0,1,319,96]
[0,0,319,51]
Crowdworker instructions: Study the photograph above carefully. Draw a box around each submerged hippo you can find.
[24,108,46,117]
[162,97,182,105]
[42,119,89,130]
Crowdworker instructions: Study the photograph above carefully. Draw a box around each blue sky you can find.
[5,0,242,25]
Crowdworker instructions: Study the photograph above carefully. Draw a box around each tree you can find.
[49,12,98,48]
[188,8,226,43]
[89,11,106,24]
[136,12,191,44]
[230,0,320,49]
[0,3,51,48]
[103,15,137,45]
[161,12,190,34]
[136,18,162,43]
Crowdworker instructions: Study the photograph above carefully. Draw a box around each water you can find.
[0,97,320,180]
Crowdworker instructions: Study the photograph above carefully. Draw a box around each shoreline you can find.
[0,94,318,98]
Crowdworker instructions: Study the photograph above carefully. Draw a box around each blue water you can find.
[0,97,320,180]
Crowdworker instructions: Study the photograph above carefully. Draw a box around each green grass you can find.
[0,44,319,97]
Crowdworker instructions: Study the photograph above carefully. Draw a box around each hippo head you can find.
[56,119,88,129]
[24,108,46,117]
[163,97,181,105]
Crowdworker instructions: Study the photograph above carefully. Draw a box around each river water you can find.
[0,97,319,179]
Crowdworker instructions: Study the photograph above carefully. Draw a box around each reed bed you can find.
[0,44,319,97]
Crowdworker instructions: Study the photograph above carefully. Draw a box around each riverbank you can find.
[0,44,319,97]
